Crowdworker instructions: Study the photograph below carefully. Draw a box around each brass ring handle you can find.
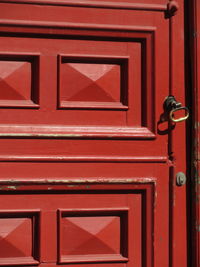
[169,106,189,123]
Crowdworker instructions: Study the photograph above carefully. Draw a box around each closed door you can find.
[0,1,188,267]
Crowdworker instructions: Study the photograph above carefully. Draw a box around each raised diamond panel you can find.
[62,216,120,255]
[0,56,39,108]
[0,61,31,101]
[61,63,120,102]
[59,56,128,110]
[0,212,39,265]
[59,209,129,263]
[0,218,32,257]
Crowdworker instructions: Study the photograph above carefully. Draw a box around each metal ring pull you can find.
[169,106,189,123]
[164,95,190,123]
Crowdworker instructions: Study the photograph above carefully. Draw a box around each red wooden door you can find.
[0,1,188,267]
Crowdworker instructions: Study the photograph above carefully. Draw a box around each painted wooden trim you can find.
[0,0,167,11]
[0,19,156,32]
[0,178,156,184]
[0,155,167,163]
[0,178,156,192]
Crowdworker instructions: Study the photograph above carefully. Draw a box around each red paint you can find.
[0,1,190,267]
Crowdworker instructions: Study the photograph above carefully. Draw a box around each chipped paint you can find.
[0,178,155,185]
[0,185,18,190]
[154,182,157,208]
[195,121,200,128]
[196,222,200,232]
[0,178,156,191]
[195,177,200,184]
[195,192,200,203]
[6,186,18,190]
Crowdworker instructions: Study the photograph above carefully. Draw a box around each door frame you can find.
[186,0,200,266]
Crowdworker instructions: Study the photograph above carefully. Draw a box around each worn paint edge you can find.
[0,178,156,191]
[0,178,155,185]
[0,132,156,139]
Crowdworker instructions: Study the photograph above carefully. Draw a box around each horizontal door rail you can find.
[0,178,156,191]
[0,155,167,163]
[0,0,167,11]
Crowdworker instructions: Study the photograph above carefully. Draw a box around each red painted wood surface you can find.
[0,1,188,267]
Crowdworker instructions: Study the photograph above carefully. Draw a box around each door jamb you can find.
[186,0,200,266]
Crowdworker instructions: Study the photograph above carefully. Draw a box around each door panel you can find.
[0,1,187,267]
[0,163,168,267]
[0,168,166,267]
[0,2,168,139]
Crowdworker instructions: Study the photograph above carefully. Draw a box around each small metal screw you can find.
[176,172,186,186]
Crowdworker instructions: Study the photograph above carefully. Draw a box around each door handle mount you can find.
[164,95,189,123]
